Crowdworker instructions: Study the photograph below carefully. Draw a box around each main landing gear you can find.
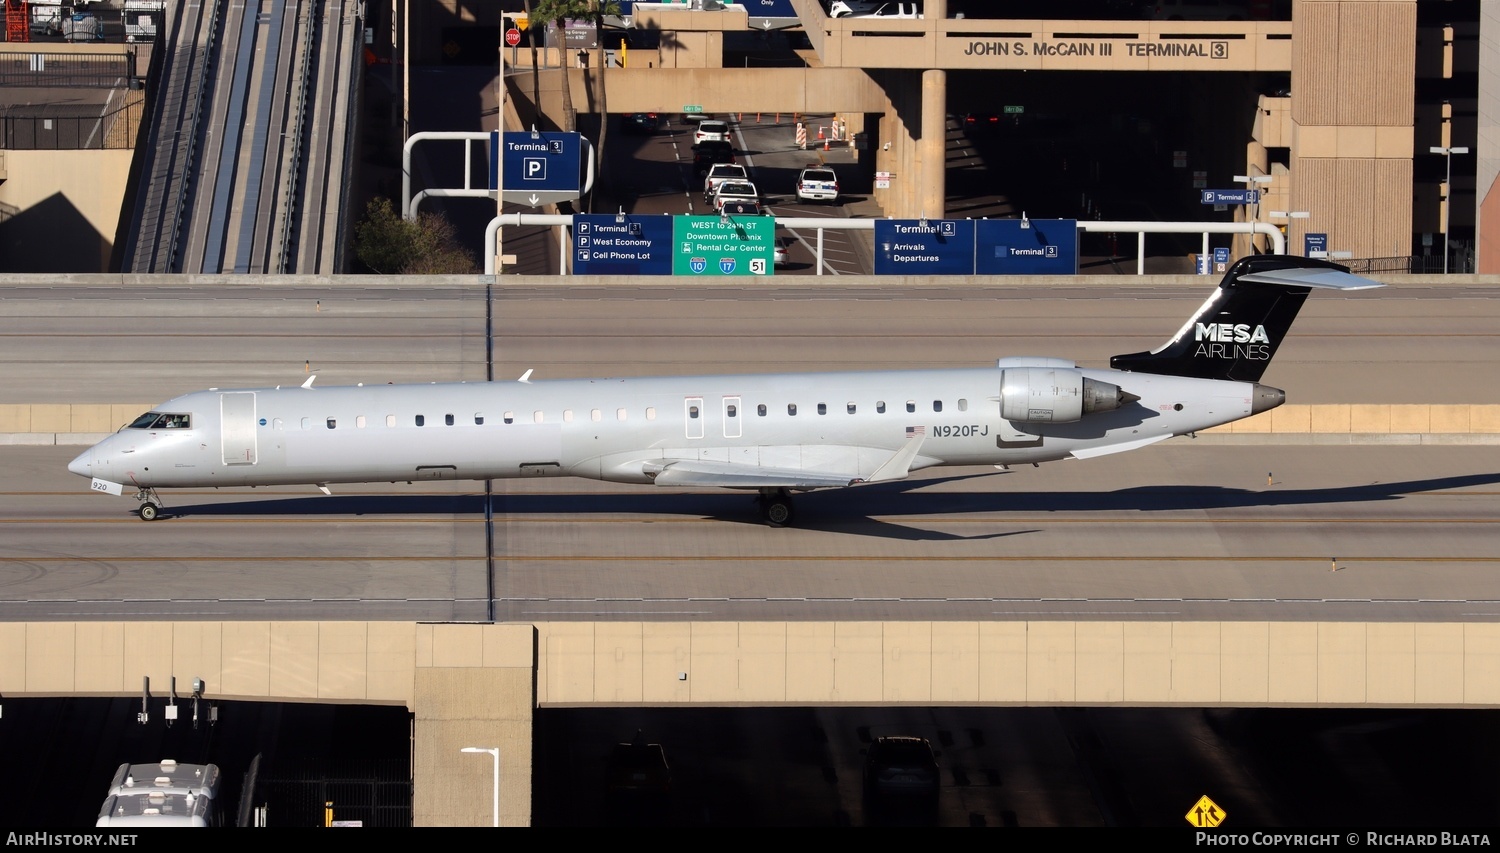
[133,488,165,521]
[756,488,795,527]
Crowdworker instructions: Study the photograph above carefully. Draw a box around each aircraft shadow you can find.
[155,471,1500,540]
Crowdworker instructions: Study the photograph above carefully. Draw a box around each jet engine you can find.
[999,367,1134,423]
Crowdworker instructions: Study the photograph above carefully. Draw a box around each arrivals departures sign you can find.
[874,219,975,275]
[490,130,583,207]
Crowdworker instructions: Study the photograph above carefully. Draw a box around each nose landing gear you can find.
[756,488,795,527]
[133,488,165,521]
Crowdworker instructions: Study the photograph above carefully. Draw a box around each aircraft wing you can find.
[649,460,860,490]
[646,433,928,491]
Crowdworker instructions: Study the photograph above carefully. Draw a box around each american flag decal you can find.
[906,426,925,436]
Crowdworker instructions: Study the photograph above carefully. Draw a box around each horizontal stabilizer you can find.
[1238,267,1385,290]
[651,459,858,490]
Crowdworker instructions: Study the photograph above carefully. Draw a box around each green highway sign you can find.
[1004,105,1024,114]
[672,215,774,276]
[683,104,704,112]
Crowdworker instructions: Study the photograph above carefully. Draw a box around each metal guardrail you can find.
[0,52,133,88]
[1346,253,1476,275]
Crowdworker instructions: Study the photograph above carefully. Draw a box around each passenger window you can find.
[416,415,425,426]
[616,408,628,421]
[646,407,656,420]
[933,400,943,412]
[445,414,455,426]
[273,418,283,430]
[727,404,737,418]
[906,401,915,413]
[592,409,602,422]
[958,399,968,412]
[817,403,827,415]
[504,411,514,424]
[534,411,544,423]
[356,415,367,429]
[564,410,574,422]
[300,417,310,430]
[689,406,700,419]
[757,404,767,416]
[877,401,886,414]
[847,403,856,414]
[788,404,797,416]
[475,414,485,425]
[326,418,337,429]
[386,415,396,427]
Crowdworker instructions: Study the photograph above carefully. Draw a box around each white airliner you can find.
[69,257,1381,526]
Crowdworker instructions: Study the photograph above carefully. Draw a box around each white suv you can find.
[795,167,840,203]
[694,120,730,147]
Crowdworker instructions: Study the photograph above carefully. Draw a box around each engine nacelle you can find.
[999,368,1132,423]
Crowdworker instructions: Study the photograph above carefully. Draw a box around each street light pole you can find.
[1268,210,1309,255]
[1430,145,1469,274]
[1233,173,1273,255]
[461,746,500,827]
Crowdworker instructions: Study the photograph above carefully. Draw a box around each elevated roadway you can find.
[4,274,1499,825]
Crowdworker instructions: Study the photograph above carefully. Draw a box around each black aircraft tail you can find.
[1109,255,1383,382]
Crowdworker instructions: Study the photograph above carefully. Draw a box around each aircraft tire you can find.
[138,503,160,521]
[763,498,793,527]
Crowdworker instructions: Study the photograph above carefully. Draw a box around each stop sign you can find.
[505,28,521,47]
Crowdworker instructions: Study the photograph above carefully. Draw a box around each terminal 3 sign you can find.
[951,33,1245,69]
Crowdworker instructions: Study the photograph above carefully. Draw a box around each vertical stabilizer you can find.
[1109,256,1382,382]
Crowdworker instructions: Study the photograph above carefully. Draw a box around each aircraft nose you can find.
[67,448,92,477]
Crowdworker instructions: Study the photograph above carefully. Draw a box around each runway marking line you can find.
[5,555,1500,563]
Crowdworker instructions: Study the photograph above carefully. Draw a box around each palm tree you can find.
[530,0,620,212]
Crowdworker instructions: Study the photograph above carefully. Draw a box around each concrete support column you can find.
[919,69,946,219]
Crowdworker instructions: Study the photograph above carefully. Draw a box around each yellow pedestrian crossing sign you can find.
[1187,794,1226,827]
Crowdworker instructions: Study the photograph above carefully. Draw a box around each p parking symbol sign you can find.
[523,158,546,181]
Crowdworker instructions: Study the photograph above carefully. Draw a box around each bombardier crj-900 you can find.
[69,257,1381,526]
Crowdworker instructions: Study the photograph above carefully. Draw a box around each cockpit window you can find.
[127,412,190,430]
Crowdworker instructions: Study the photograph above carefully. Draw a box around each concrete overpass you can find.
[5,619,1500,825]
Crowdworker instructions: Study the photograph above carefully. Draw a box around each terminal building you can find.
[0,0,1487,274]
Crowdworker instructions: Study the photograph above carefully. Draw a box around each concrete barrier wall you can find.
[6,620,1499,709]
[531,620,1500,708]
[9,404,1500,445]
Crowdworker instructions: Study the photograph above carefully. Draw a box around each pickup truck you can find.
[702,164,749,203]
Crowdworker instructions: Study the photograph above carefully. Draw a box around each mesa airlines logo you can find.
[1195,323,1270,360]
[1195,323,1269,344]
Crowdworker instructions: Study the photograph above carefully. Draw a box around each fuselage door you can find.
[220,392,257,465]
[723,396,742,439]
[685,396,705,440]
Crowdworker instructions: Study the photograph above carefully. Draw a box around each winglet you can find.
[301,375,316,389]
[518,369,533,384]
[867,432,927,483]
